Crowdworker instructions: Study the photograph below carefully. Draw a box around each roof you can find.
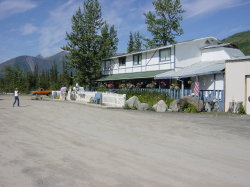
[226,56,250,62]
[97,70,170,81]
[202,43,238,50]
[106,37,219,60]
[155,61,225,79]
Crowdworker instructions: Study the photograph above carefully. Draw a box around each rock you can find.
[153,100,168,112]
[125,96,141,109]
[181,96,204,112]
[137,103,149,111]
[205,102,212,112]
[169,100,180,112]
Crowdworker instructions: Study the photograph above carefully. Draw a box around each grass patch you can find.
[117,89,170,106]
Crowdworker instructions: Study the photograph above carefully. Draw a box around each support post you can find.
[181,80,184,98]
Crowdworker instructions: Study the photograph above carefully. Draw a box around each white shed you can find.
[225,56,250,114]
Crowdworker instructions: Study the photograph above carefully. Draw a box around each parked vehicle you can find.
[32,88,52,96]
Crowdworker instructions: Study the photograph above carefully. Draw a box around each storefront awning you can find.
[155,61,225,79]
[97,70,170,81]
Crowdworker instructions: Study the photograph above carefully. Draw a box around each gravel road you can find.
[1,95,250,187]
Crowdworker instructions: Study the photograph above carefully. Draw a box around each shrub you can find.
[117,89,169,107]
[165,97,175,107]
[97,84,108,92]
[238,103,246,115]
[184,104,197,113]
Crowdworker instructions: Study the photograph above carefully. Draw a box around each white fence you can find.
[52,90,126,108]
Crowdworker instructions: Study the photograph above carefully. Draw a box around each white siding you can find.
[225,59,250,113]
[202,48,231,61]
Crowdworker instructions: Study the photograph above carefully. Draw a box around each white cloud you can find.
[0,0,37,20]
[38,0,81,56]
[21,23,38,35]
[182,0,250,18]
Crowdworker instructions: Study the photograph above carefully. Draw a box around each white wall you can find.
[202,48,230,61]
[225,59,250,113]
[175,39,207,69]
[202,47,244,62]
[74,91,126,108]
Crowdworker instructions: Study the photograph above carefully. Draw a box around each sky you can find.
[0,0,250,62]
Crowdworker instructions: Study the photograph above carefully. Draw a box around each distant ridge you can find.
[0,51,69,73]
[222,30,250,56]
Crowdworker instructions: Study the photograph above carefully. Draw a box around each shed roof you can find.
[155,61,225,79]
[97,70,170,81]
[226,56,250,62]
[202,43,237,49]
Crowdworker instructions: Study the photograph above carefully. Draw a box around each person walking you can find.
[13,88,19,107]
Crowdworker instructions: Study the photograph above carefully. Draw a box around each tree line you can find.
[0,62,72,93]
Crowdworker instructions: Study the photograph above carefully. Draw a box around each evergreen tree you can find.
[144,0,185,47]
[127,32,135,53]
[99,22,119,60]
[62,0,115,87]
[134,32,143,52]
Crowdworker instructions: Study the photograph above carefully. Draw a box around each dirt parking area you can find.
[0,95,250,187]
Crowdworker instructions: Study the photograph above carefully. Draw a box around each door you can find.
[246,76,250,115]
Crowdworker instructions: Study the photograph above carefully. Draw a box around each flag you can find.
[194,77,199,95]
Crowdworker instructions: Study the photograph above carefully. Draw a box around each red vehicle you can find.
[32,88,52,96]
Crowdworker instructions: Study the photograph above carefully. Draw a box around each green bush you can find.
[165,97,175,107]
[238,103,246,115]
[183,104,197,113]
[97,87,108,92]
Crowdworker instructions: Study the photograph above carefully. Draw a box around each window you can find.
[104,60,111,69]
[119,57,126,66]
[159,48,171,62]
[133,54,142,65]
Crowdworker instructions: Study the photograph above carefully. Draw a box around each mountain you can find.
[0,51,69,73]
[222,30,250,56]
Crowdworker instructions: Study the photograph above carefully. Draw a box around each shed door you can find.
[246,76,250,115]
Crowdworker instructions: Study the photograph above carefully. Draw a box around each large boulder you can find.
[153,100,168,112]
[169,100,180,112]
[125,96,141,109]
[181,96,204,112]
[137,103,149,111]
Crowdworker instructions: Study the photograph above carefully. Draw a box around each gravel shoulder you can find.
[1,95,250,187]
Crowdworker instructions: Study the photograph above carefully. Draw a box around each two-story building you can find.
[98,37,244,91]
